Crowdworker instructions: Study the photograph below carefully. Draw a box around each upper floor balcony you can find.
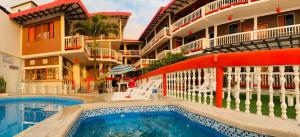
[119,50,140,58]
[64,35,123,64]
[140,27,171,56]
[172,38,209,56]
[157,50,171,60]
[207,24,300,53]
[171,0,287,37]
[134,59,157,70]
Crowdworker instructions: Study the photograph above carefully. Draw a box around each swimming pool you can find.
[67,106,268,137]
[0,97,82,137]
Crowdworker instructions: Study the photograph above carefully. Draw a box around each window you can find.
[28,21,54,42]
[25,68,59,80]
[229,23,240,34]
[278,14,295,27]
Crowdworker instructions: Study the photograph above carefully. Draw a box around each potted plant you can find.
[0,76,6,94]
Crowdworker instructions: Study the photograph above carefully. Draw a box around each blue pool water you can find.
[0,97,82,137]
[74,112,226,137]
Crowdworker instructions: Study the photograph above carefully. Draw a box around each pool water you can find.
[0,97,82,137]
[74,112,226,137]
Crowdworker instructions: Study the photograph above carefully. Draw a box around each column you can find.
[253,16,258,40]
[58,55,63,80]
[60,15,65,51]
[214,25,218,46]
[82,66,87,79]
[73,63,81,88]
[124,43,128,65]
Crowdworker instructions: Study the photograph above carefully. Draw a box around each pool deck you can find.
[1,94,299,137]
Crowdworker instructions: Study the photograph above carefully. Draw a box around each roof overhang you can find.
[90,12,132,29]
[9,0,90,25]
[0,6,10,14]
[161,0,196,14]
[139,7,167,40]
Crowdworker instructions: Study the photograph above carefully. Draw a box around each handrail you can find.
[85,47,123,63]
[141,27,170,54]
[140,48,300,78]
[64,35,84,50]
[172,7,203,32]
[157,50,171,59]
[210,24,300,47]
[173,38,208,55]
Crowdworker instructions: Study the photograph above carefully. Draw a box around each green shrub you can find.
[0,76,6,93]
[125,53,186,77]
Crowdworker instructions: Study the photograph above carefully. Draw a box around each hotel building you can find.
[1,0,141,94]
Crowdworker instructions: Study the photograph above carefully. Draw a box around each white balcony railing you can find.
[171,0,259,33]
[172,38,209,55]
[157,50,171,60]
[171,8,203,32]
[141,27,170,54]
[135,59,157,70]
[120,50,140,57]
[85,46,123,63]
[205,0,249,15]
[65,35,84,50]
[210,24,300,48]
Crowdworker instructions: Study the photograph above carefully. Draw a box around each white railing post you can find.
[192,69,196,102]
[183,71,187,100]
[226,67,232,109]
[180,71,183,99]
[268,66,275,117]
[235,67,241,111]
[293,65,300,121]
[198,69,202,103]
[203,68,209,105]
[280,66,287,120]
[209,68,214,106]
[245,67,251,113]
[256,67,262,115]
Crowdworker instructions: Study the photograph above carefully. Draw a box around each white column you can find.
[235,67,241,111]
[58,55,63,80]
[293,65,300,121]
[256,67,262,115]
[203,69,209,105]
[280,66,287,120]
[61,15,65,51]
[245,67,251,113]
[214,25,218,46]
[253,16,258,40]
[268,66,275,117]
[205,27,209,39]
[226,67,232,109]
[73,63,81,89]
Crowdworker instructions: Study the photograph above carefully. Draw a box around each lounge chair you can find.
[111,80,162,101]
[111,80,155,100]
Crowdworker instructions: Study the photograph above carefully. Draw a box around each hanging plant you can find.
[0,76,6,93]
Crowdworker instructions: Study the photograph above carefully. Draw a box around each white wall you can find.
[0,9,23,94]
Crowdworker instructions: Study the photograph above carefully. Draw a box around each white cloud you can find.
[0,0,171,39]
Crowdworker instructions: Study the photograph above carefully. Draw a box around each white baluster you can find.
[293,66,300,121]
[192,69,196,102]
[256,67,262,115]
[226,67,232,109]
[180,71,183,99]
[268,66,275,117]
[198,69,202,103]
[203,68,208,105]
[235,67,241,111]
[176,72,179,98]
[187,70,191,101]
[280,66,287,120]
[245,67,251,113]
[183,71,187,100]
[209,68,214,106]
[173,72,176,98]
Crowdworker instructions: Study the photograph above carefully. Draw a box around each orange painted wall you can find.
[22,17,61,55]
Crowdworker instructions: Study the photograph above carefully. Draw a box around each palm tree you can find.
[75,15,119,91]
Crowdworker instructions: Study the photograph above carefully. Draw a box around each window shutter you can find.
[28,27,35,42]
[50,22,54,38]
[278,15,285,26]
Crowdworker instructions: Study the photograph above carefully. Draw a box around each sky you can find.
[0,0,171,39]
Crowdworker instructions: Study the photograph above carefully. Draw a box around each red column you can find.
[162,73,167,96]
[216,67,224,108]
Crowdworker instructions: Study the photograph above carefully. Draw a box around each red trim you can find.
[139,48,300,79]
[65,46,82,50]
[216,67,224,108]
[90,12,132,17]
[160,0,176,14]
[220,4,232,10]
[205,9,219,16]
[163,73,167,96]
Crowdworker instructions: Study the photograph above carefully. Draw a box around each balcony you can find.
[135,59,157,70]
[141,27,171,56]
[172,38,209,56]
[207,24,300,52]
[171,0,271,37]
[120,50,140,57]
[157,50,171,60]
[85,46,123,64]
[64,35,85,51]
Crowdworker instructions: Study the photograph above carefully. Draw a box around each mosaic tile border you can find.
[66,105,269,137]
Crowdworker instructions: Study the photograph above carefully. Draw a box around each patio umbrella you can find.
[110,65,135,75]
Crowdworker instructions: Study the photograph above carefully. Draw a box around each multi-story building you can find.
[1,0,142,94]
[140,0,300,60]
